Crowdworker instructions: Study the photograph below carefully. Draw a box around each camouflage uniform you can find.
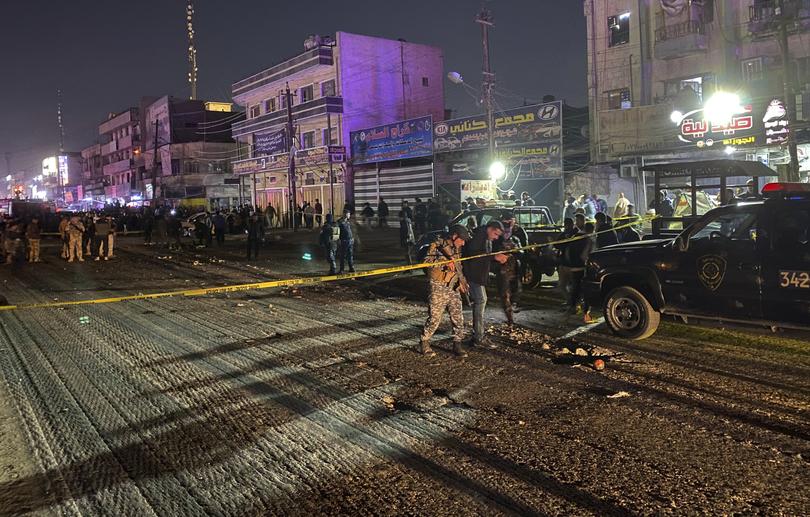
[496,234,521,325]
[420,236,467,355]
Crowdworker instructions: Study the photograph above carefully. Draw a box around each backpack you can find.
[330,225,340,242]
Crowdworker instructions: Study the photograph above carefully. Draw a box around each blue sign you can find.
[350,116,433,165]
[254,129,287,156]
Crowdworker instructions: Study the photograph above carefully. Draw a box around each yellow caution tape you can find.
[0,216,657,312]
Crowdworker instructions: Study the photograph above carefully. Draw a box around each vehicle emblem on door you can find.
[697,254,727,291]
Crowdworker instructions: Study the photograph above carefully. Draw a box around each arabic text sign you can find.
[350,116,433,165]
[460,180,497,201]
[678,98,789,149]
[433,102,562,153]
[254,129,287,156]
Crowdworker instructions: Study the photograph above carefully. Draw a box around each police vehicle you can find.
[584,183,810,339]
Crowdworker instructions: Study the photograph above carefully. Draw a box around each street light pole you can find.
[327,112,335,218]
[285,83,298,231]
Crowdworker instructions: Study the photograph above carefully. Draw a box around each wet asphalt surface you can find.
[0,229,808,516]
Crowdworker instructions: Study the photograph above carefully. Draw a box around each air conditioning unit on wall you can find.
[619,164,638,178]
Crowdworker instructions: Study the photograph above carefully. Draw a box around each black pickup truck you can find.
[416,206,562,287]
[583,183,810,339]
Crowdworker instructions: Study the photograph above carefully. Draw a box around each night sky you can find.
[0,0,586,175]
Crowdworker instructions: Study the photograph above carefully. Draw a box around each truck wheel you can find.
[604,286,660,340]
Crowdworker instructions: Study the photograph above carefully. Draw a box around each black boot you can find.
[452,341,468,357]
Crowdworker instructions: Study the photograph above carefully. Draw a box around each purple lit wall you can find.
[336,31,445,192]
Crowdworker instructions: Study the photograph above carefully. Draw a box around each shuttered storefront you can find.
[353,163,435,226]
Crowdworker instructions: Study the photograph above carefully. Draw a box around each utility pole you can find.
[476,5,496,164]
[285,84,298,231]
[151,119,160,204]
[327,112,335,218]
[776,0,801,182]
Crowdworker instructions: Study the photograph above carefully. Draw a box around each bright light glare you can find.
[724,146,736,155]
[670,110,684,125]
[619,12,631,20]
[704,92,743,125]
[447,72,464,84]
[489,161,506,181]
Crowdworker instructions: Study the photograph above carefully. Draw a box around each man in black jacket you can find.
[463,220,508,347]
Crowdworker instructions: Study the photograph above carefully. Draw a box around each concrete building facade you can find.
[98,108,144,204]
[80,143,104,203]
[230,31,445,221]
[585,0,810,207]
[142,96,244,209]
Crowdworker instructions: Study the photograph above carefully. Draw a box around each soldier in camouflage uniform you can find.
[419,224,470,357]
[495,211,524,325]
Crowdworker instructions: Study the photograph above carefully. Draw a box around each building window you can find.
[302,131,315,148]
[422,77,430,87]
[608,13,631,47]
[322,127,338,145]
[280,93,288,110]
[249,105,260,118]
[265,98,276,113]
[300,85,314,103]
[321,79,336,97]
[664,74,714,104]
[742,57,764,82]
[606,88,631,110]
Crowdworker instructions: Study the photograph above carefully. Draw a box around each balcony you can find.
[231,96,343,139]
[654,20,708,60]
[103,158,132,176]
[749,0,810,37]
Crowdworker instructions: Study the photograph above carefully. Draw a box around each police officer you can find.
[319,213,340,275]
[337,210,355,273]
[420,224,470,357]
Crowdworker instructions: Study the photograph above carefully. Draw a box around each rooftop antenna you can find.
[187,0,198,100]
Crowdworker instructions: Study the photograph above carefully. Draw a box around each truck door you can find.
[761,203,810,325]
[665,207,763,318]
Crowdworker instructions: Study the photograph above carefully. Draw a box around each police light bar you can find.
[762,182,810,197]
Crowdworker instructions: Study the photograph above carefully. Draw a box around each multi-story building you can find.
[141,96,245,209]
[80,143,104,203]
[41,153,82,205]
[230,32,445,220]
[585,0,810,208]
[99,108,144,204]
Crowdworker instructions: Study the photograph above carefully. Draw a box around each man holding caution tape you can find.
[419,224,470,357]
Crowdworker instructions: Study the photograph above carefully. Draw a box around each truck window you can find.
[689,210,757,242]
[772,206,810,252]
[516,210,548,229]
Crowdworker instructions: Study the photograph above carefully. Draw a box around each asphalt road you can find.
[0,231,808,516]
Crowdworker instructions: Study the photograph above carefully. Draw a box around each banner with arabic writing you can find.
[350,116,433,165]
[254,129,287,156]
[433,102,562,153]
[433,101,564,178]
